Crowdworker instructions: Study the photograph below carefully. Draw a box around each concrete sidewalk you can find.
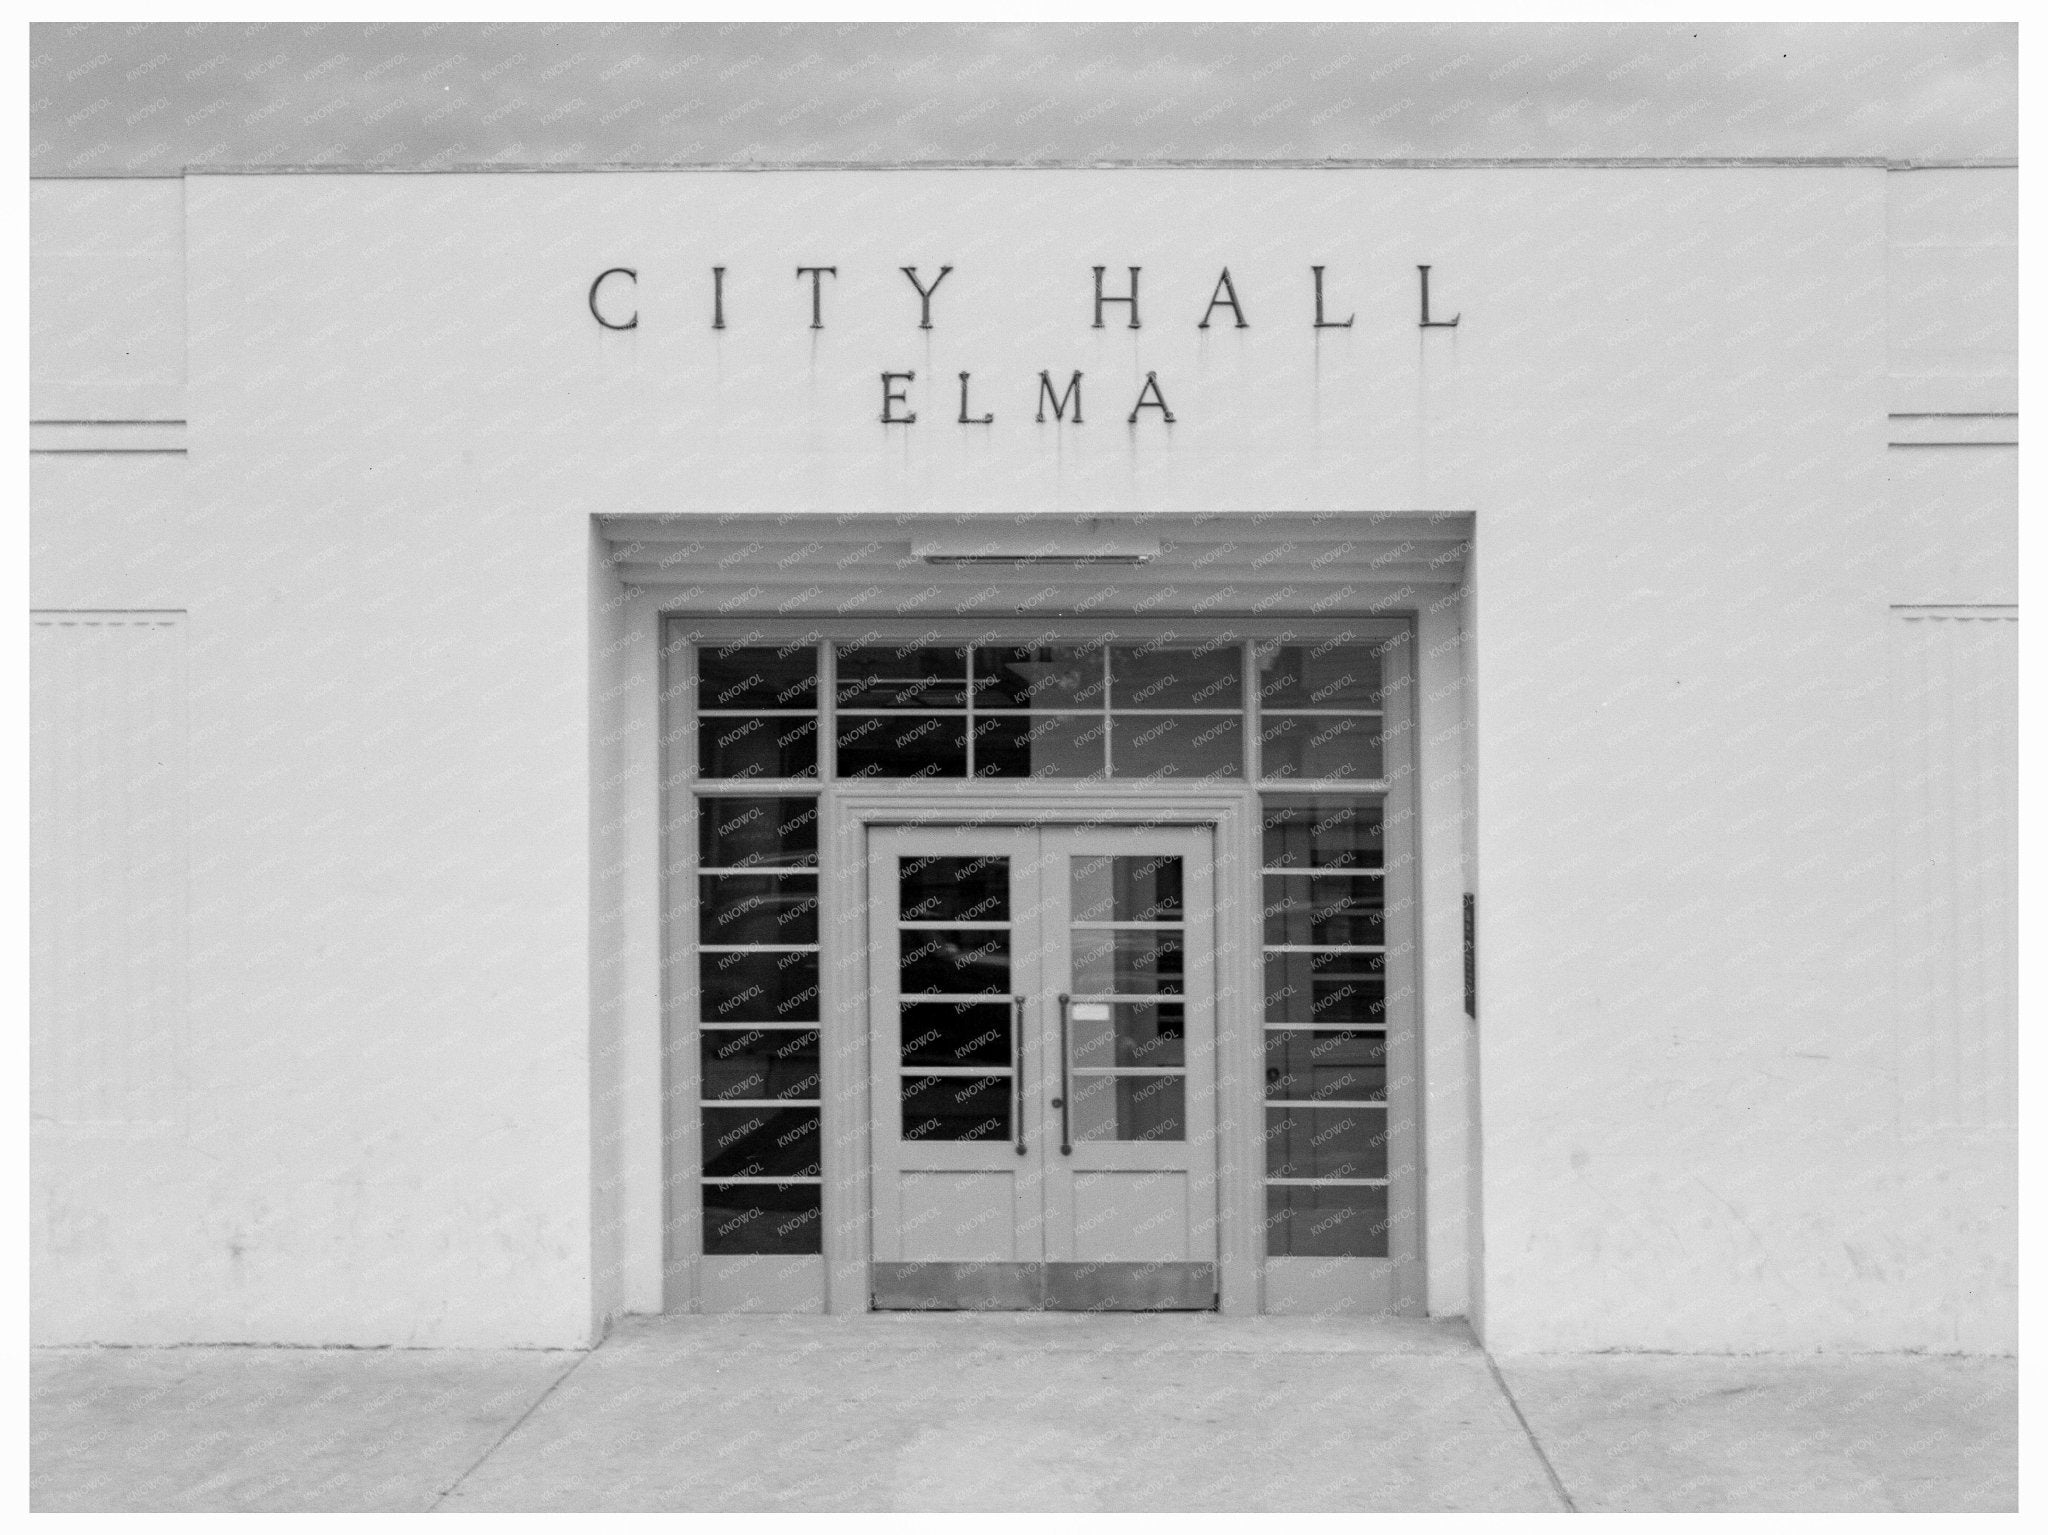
[31,1315,2018,1512]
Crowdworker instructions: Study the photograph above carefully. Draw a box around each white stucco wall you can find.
[31,165,2014,1349]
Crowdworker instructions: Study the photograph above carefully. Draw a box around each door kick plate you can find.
[872,1262,1217,1312]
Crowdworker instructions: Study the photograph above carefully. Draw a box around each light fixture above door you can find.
[912,533,1160,565]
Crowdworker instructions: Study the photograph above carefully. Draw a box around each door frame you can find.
[828,789,1259,1314]
[636,610,1443,1320]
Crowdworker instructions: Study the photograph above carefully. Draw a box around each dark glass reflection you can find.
[1264,1105,1389,1180]
[970,713,1106,778]
[699,715,818,781]
[901,929,1011,995]
[837,713,969,779]
[700,948,820,1023]
[1071,931,1184,994]
[1260,797,1385,871]
[835,646,968,708]
[901,1075,1011,1140]
[1109,642,1243,709]
[699,874,819,946]
[698,645,818,710]
[1069,1073,1186,1142]
[703,1182,822,1255]
[703,1106,822,1178]
[701,1028,822,1101]
[698,796,819,870]
[1259,714,1385,781]
[901,1001,1013,1068]
[1262,874,1385,946]
[1112,714,1243,781]
[1254,643,1384,711]
[1071,854,1183,922]
[1263,950,1386,1025]
[1264,1184,1389,1257]
[970,645,1105,709]
[899,855,1009,923]
[1069,1001,1186,1068]
[1264,1029,1387,1101]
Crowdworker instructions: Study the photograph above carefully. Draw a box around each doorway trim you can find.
[828,789,1258,1314]
[620,603,1462,1322]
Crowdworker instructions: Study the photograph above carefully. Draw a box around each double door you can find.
[867,824,1217,1309]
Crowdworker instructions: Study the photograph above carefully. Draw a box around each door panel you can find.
[1039,829,1216,1272]
[868,828,1045,1270]
[868,823,1217,1308]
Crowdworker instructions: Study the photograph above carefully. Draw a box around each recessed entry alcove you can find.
[592,512,1478,1317]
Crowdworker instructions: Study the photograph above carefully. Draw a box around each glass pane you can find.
[701,1028,822,1102]
[1112,714,1243,782]
[699,715,817,781]
[701,948,820,1023]
[1264,1183,1389,1257]
[838,714,969,779]
[698,796,819,870]
[1261,797,1384,871]
[703,1182,822,1255]
[699,645,818,710]
[1071,931,1184,994]
[1071,854,1183,923]
[698,874,819,946]
[1262,874,1385,946]
[1264,950,1386,1025]
[970,714,1106,779]
[1254,642,1384,711]
[1109,643,1243,710]
[899,855,1009,923]
[971,645,1105,710]
[1265,1105,1389,1180]
[901,1001,1012,1068]
[703,1106,822,1178]
[835,646,968,708]
[1259,714,1385,781]
[1264,1029,1387,1101]
[902,1075,1010,1141]
[1070,1001,1185,1068]
[1069,1073,1186,1142]
[901,929,1011,995]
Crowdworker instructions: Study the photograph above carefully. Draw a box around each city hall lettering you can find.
[586,262,1464,425]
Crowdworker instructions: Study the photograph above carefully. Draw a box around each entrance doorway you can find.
[650,612,1444,1317]
[868,823,1217,1310]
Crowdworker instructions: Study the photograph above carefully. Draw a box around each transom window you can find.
[693,639,1385,783]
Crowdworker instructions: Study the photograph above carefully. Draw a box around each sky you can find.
[30,21,2018,176]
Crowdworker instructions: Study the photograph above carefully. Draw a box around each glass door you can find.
[867,823,1217,1309]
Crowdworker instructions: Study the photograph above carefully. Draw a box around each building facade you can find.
[31,157,2017,1351]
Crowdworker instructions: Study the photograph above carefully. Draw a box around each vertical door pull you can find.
[1013,996,1027,1156]
[1056,992,1073,1156]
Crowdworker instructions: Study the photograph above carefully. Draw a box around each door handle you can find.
[1012,996,1027,1157]
[1056,992,1073,1156]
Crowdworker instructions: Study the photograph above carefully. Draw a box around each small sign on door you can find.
[1070,1003,1111,1022]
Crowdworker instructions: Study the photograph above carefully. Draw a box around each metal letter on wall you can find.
[957,372,993,425]
[1311,266,1353,329]
[1092,266,1141,329]
[1198,268,1250,329]
[1127,371,1175,424]
[589,267,638,330]
[902,266,953,329]
[880,371,917,424]
[796,266,838,329]
[1036,370,1083,424]
[1419,265,1461,328]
